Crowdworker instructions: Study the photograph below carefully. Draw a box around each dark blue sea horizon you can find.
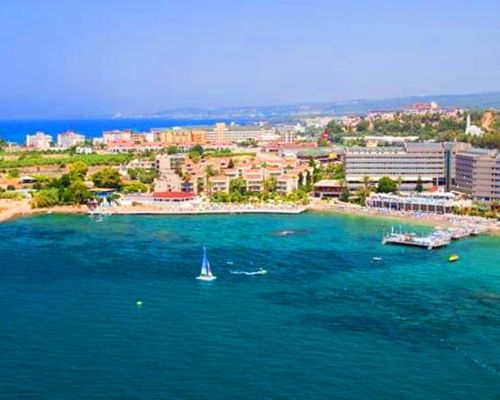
[0,117,253,144]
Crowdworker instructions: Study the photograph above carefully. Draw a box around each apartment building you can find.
[26,132,52,150]
[57,131,85,148]
[344,142,467,190]
[207,123,275,143]
[209,176,229,193]
[103,130,133,144]
[455,148,500,201]
[281,129,296,144]
[243,170,265,193]
[154,129,207,146]
[156,154,185,173]
[276,175,299,195]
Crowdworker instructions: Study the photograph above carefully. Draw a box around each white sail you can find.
[197,247,216,280]
[200,247,209,276]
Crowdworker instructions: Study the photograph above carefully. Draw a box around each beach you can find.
[0,199,86,223]
[1,198,499,235]
[308,200,500,235]
[97,202,307,216]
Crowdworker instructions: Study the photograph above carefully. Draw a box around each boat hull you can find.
[196,275,217,281]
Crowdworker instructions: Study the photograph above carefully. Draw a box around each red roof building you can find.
[123,191,198,205]
[151,191,195,200]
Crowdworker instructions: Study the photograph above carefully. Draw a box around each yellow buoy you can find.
[448,254,459,262]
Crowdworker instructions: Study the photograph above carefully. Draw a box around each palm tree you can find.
[182,171,192,183]
[204,166,217,197]
[181,171,192,192]
[356,176,373,206]
[204,165,217,178]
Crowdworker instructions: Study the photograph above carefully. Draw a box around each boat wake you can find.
[272,228,310,237]
[229,269,268,276]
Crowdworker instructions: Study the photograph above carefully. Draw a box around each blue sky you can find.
[0,0,499,117]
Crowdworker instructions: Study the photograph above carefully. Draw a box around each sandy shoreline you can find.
[1,199,499,236]
[308,202,500,235]
[0,199,86,223]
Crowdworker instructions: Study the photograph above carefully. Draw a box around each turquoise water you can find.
[0,213,498,399]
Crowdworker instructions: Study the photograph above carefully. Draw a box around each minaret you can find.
[465,113,471,134]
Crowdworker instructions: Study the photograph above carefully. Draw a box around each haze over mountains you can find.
[141,92,500,121]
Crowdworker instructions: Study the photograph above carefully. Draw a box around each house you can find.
[122,191,199,205]
[244,174,264,193]
[313,180,343,198]
[208,176,230,193]
[276,175,298,195]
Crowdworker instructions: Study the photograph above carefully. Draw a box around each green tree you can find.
[305,171,313,190]
[287,189,309,204]
[204,165,217,196]
[415,175,423,193]
[121,182,148,193]
[229,177,247,195]
[68,161,88,180]
[356,119,369,132]
[31,188,60,208]
[237,138,258,147]
[8,169,20,178]
[261,177,277,200]
[204,165,217,178]
[355,176,373,206]
[262,177,277,193]
[339,181,350,202]
[298,172,304,188]
[181,171,192,185]
[323,163,345,180]
[189,144,204,155]
[64,180,92,204]
[91,168,122,189]
[325,120,343,134]
[376,176,397,193]
[167,145,179,155]
[127,168,157,184]
[211,191,230,203]
[188,151,201,163]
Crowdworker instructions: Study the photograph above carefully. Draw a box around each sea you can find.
[0,212,498,399]
[0,118,253,144]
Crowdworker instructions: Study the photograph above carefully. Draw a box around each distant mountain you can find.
[146,92,500,121]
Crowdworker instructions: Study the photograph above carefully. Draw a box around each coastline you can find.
[0,199,86,223]
[0,200,306,223]
[1,199,499,236]
[308,201,500,235]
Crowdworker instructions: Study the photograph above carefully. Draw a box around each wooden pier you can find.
[382,227,451,250]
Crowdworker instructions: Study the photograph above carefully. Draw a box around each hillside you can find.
[150,92,500,120]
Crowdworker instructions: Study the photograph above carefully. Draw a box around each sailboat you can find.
[196,247,217,281]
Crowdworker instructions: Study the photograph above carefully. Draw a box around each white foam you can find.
[229,269,268,276]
